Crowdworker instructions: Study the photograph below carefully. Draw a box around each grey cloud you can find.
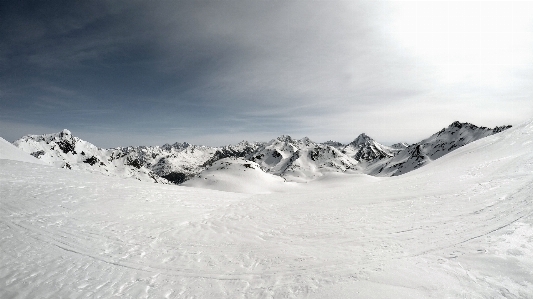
[1,1,531,148]
[141,1,424,119]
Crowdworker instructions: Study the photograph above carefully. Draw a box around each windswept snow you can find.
[1,120,532,298]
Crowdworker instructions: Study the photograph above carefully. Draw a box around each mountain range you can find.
[11,122,512,184]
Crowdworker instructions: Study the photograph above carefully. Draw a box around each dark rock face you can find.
[57,140,76,154]
[202,144,260,167]
[309,149,319,161]
[126,157,143,169]
[353,144,392,162]
[162,172,188,184]
[493,125,512,133]
[83,156,100,166]
[31,150,45,158]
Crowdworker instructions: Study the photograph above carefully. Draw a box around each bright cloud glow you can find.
[386,1,533,89]
[0,1,532,147]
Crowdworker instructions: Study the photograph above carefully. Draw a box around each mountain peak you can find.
[298,137,314,146]
[161,142,191,151]
[276,135,295,143]
[350,133,373,147]
[323,140,344,147]
[59,129,72,138]
[448,121,477,129]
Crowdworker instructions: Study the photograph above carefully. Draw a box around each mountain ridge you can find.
[10,121,512,183]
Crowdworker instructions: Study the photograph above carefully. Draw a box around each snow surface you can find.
[1,120,533,298]
[183,157,298,194]
[0,137,48,165]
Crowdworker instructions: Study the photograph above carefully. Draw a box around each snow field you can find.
[0,120,532,298]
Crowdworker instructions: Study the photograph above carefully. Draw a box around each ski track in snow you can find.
[1,121,533,298]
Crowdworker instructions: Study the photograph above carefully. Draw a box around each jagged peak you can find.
[228,140,252,149]
[493,125,512,133]
[350,133,374,147]
[275,135,295,143]
[448,121,477,130]
[323,140,344,147]
[161,142,191,151]
[298,136,314,145]
[449,121,462,127]
[224,140,262,151]
[174,141,191,148]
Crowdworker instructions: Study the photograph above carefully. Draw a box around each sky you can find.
[1,0,532,148]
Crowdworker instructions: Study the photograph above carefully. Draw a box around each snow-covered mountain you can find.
[12,121,511,184]
[246,135,360,182]
[341,133,398,165]
[367,121,513,176]
[13,130,169,183]
[13,130,265,184]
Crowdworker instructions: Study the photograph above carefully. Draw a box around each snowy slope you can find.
[367,121,512,176]
[0,119,532,298]
[0,137,48,165]
[183,157,297,193]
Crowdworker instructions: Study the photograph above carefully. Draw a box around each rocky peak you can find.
[449,121,462,128]
[349,133,373,147]
[59,129,72,137]
[298,137,314,146]
[161,142,191,151]
[493,125,512,133]
[275,135,295,143]
[448,121,477,130]
[322,140,344,147]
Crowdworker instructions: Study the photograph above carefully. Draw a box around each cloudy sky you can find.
[1,1,532,147]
